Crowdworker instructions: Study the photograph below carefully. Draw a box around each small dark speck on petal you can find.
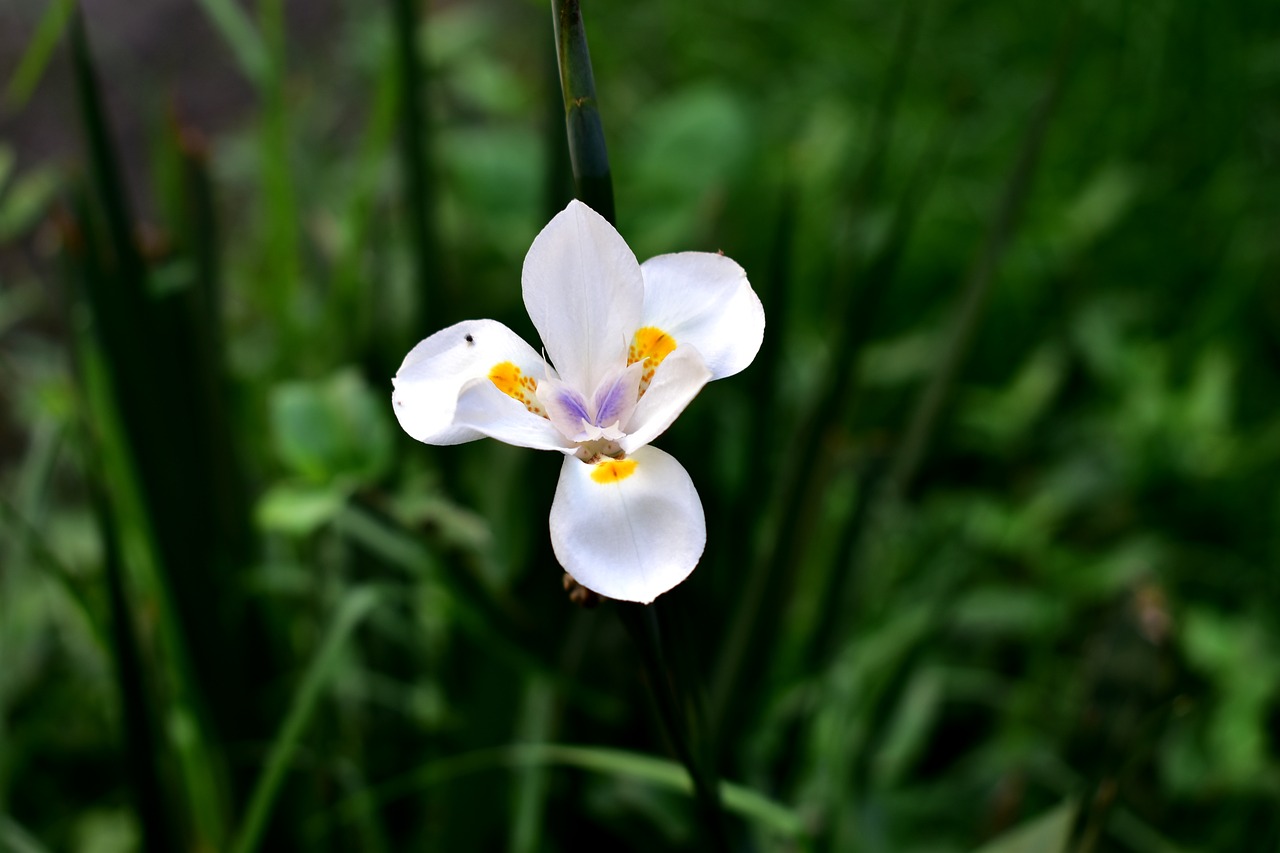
[465,334,475,344]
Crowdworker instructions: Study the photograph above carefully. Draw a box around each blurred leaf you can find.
[972,799,1076,853]
[269,369,393,485]
[192,0,270,88]
[1051,164,1140,256]
[71,809,139,853]
[3,0,75,109]
[256,482,347,535]
[1177,608,1279,790]
[961,345,1066,447]
[624,87,752,250]
[950,586,1068,639]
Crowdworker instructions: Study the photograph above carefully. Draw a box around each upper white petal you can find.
[392,319,548,445]
[549,445,706,603]
[638,252,765,380]
[522,200,644,395]
[618,346,711,454]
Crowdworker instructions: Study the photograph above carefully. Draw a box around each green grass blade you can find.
[0,815,53,853]
[508,675,556,853]
[972,799,1076,853]
[550,0,614,223]
[192,0,271,88]
[70,20,257,830]
[231,586,383,853]
[2,0,75,110]
[313,743,807,841]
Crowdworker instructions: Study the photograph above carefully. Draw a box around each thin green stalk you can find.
[508,675,556,853]
[712,132,943,731]
[231,587,382,853]
[550,0,614,223]
[883,8,1078,503]
[332,35,398,363]
[710,2,933,731]
[617,603,731,851]
[257,0,300,342]
[389,0,446,333]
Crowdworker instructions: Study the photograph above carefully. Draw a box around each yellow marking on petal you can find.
[489,361,546,416]
[591,458,638,484]
[628,327,677,396]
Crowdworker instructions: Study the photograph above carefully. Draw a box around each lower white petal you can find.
[549,446,706,604]
[392,319,564,448]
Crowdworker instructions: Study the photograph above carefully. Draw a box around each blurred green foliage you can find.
[1,0,1278,850]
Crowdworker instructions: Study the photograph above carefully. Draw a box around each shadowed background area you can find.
[1,0,1278,850]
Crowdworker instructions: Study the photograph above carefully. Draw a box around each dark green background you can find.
[1,0,1277,849]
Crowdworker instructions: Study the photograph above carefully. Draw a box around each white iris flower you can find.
[391,200,764,603]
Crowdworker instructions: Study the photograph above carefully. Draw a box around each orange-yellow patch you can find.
[628,326,677,394]
[590,458,638,484]
[488,361,544,416]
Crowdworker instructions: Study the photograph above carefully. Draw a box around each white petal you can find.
[454,380,574,452]
[618,346,711,454]
[638,252,765,380]
[549,446,705,603]
[522,200,644,395]
[391,319,560,447]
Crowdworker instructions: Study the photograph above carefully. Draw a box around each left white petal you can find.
[639,252,765,380]
[522,200,644,394]
[619,346,711,454]
[549,446,705,604]
[392,319,547,446]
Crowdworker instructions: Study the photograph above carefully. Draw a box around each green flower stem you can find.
[550,0,614,224]
[617,602,731,851]
[548,2,725,842]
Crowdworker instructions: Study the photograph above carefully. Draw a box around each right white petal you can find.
[638,252,765,380]
[391,319,550,446]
